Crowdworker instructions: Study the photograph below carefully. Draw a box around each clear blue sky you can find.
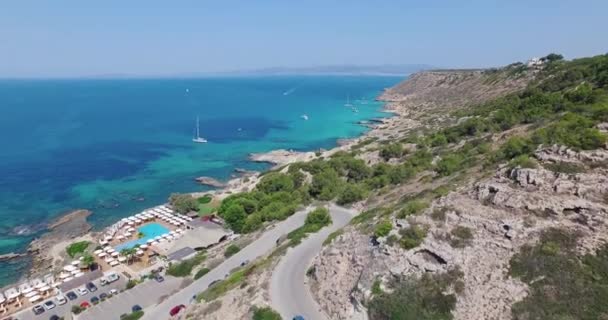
[1,0,606,77]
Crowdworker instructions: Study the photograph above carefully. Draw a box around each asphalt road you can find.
[15,276,127,320]
[141,206,319,320]
[269,205,356,320]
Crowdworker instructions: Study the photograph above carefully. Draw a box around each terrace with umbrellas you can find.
[0,205,195,316]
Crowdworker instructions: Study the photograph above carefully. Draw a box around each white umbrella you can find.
[97,252,107,258]
[161,233,170,238]
[94,249,103,255]
[151,241,159,245]
[104,247,114,252]
[38,286,50,292]
[146,239,154,244]
[136,250,144,255]
[24,291,37,298]
[63,265,77,272]
[176,228,183,233]
[0,293,5,304]
[167,235,175,240]
[99,240,108,245]
[118,256,127,262]
[117,235,125,240]
[71,260,80,266]
[140,244,148,250]
[19,284,33,294]
[153,236,161,241]
[29,295,42,303]
[111,252,119,257]
[127,221,134,226]
[110,261,119,267]
[158,238,166,242]
[105,257,115,263]
[127,227,136,232]
[124,232,132,237]
[4,288,20,300]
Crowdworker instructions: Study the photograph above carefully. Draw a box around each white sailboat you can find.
[344,94,353,107]
[301,114,309,120]
[192,116,208,143]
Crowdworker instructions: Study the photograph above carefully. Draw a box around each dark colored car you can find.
[154,274,165,283]
[169,304,186,316]
[32,305,45,315]
[132,305,142,312]
[293,316,305,320]
[90,296,100,304]
[86,282,98,292]
[66,291,78,301]
[50,316,60,320]
[99,292,108,300]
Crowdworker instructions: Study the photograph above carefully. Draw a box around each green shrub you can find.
[374,220,392,238]
[197,194,213,204]
[380,143,404,160]
[66,241,90,258]
[508,154,537,169]
[499,136,536,160]
[337,183,367,205]
[224,245,241,258]
[397,200,428,218]
[543,161,586,174]
[399,225,427,249]
[288,207,332,246]
[309,168,343,200]
[166,252,206,277]
[252,306,282,320]
[169,193,198,214]
[449,226,474,248]
[71,305,84,314]
[436,154,466,176]
[121,311,144,320]
[194,267,210,280]
[257,172,295,194]
[371,278,383,295]
[368,271,459,320]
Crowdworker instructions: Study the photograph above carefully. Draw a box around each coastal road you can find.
[270,205,356,320]
[140,206,315,320]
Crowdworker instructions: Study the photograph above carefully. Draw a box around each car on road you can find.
[109,288,119,296]
[154,274,165,283]
[90,296,100,304]
[55,294,67,305]
[66,291,78,300]
[80,301,91,309]
[132,304,142,312]
[77,287,89,296]
[293,316,305,320]
[86,282,98,292]
[169,304,186,316]
[50,315,60,320]
[99,292,108,300]
[32,305,45,315]
[43,300,56,310]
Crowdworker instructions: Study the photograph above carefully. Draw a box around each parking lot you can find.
[14,274,127,320]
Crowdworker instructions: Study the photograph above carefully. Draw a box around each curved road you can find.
[270,205,356,320]
[141,206,321,320]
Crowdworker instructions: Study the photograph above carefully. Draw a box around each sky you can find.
[0,0,606,77]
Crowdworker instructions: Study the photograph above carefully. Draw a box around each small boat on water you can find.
[192,116,208,143]
[301,114,309,120]
[352,107,359,113]
[344,94,353,108]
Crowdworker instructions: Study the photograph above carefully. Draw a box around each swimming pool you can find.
[115,223,170,251]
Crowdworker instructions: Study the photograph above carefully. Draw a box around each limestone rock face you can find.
[310,146,608,320]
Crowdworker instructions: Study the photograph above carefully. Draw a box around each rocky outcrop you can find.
[195,176,227,188]
[310,146,608,320]
[27,209,92,277]
[0,252,27,262]
[249,149,317,167]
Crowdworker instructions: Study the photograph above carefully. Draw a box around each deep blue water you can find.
[0,75,401,285]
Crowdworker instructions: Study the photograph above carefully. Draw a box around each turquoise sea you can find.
[0,75,401,286]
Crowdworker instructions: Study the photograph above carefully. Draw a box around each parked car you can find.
[293,316,305,320]
[50,315,60,320]
[32,305,45,315]
[90,296,100,304]
[80,301,91,309]
[86,282,98,292]
[55,294,67,305]
[66,291,78,300]
[76,287,89,296]
[109,288,119,296]
[106,272,120,283]
[240,259,250,267]
[43,300,56,310]
[99,292,108,300]
[132,305,142,312]
[154,274,164,283]
[169,304,186,316]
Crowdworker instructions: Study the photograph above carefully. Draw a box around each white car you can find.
[77,287,89,296]
[109,288,119,296]
[106,272,120,283]
[55,295,67,305]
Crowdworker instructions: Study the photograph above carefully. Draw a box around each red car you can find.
[80,301,91,309]
[169,304,186,316]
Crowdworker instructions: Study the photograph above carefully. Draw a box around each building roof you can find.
[166,247,197,262]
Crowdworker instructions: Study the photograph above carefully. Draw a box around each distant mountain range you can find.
[221,64,434,76]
